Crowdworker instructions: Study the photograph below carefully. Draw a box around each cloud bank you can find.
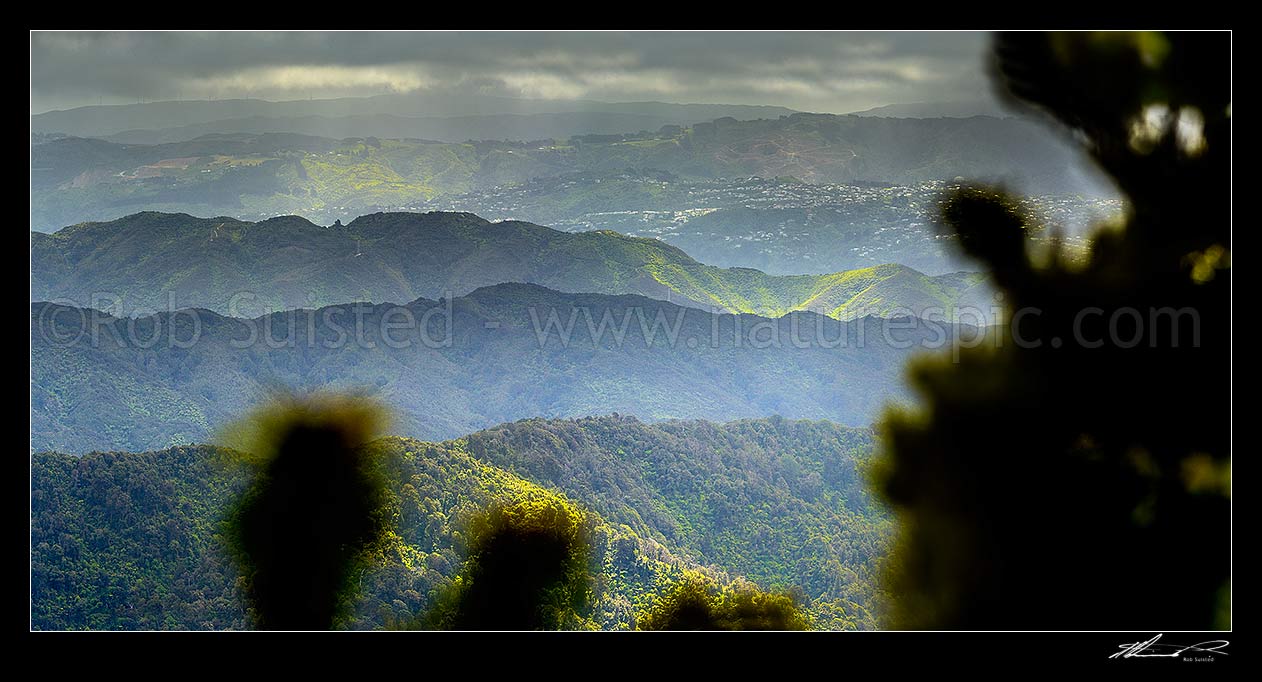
[30,31,998,114]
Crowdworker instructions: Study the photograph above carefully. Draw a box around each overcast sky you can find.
[30,31,1000,115]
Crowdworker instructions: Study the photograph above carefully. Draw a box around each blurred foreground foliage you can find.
[420,498,592,630]
[36,395,824,630]
[221,393,394,629]
[636,570,810,631]
[876,31,1231,629]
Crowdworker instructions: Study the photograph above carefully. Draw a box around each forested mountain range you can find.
[30,113,1109,231]
[32,211,994,322]
[31,284,970,454]
[32,416,890,630]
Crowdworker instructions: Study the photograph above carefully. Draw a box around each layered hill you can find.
[32,416,890,630]
[847,101,1012,118]
[431,171,1121,275]
[31,211,993,322]
[31,94,797,139]
[98,111,741,146]
[29,113,1110,230]
[31,285,969,454]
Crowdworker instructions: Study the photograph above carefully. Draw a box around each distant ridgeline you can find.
[31,211,995,323]
[31,416,891,630]
[29,112,1110,232]
[31,284,977,454]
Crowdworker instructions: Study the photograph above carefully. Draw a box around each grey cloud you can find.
[30,31,997,114]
